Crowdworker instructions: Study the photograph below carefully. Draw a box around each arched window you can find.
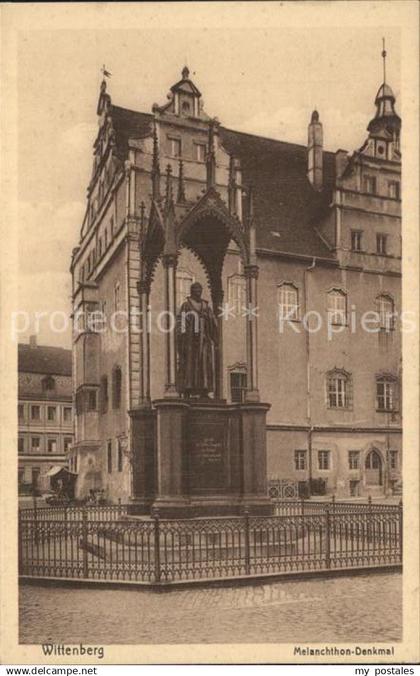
[112,366,122,409]
[228,274,246,315]
[327,289,347,326]
[376,294,395,331]
[326,369,352,409]
[176,269,194,307]
[376,375,398,411]
[278,283,299,320]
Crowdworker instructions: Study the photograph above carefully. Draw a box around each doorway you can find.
[365,449,383,486]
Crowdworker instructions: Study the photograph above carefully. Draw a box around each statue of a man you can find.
[176,282,218,397]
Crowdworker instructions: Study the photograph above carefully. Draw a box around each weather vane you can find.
[382,38,387,84]
[101,64,112,79]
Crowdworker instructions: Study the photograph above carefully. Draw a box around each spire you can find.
[177,159,186,203]
[382,37,387,85]
[182,65,190,80]
[206,119,217,190]
[367,41,400,137]
[228,155,236,214]
[165,164,173,210]
[151,119,161,200]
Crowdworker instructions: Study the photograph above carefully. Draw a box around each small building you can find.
[70,63,402,503]
[18,336,74,494]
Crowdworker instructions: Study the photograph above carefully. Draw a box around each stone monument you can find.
[128,117,271,517]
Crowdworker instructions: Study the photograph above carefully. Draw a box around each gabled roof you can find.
[110,105,153,158]
[220,127,336,258]
[18,344,72,376]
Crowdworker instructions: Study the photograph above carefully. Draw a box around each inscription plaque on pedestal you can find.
[189,417,227,493]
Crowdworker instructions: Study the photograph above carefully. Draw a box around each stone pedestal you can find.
[128,399,272,517]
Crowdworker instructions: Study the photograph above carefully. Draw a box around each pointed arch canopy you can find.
[140,187,250,302]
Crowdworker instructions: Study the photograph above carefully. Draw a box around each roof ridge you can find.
[220,125,336,157]
[111,104,153,118]
[109,103,336,156]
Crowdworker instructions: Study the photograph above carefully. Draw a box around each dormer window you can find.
[182,100,191,114]
[42,376,55,392]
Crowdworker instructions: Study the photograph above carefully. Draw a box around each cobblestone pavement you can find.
[20,572,401,645]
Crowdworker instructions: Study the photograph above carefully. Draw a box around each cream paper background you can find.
[1,0,419,665]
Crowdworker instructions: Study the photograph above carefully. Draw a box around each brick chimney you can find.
[307,110,323,191]
[29,335,37,348]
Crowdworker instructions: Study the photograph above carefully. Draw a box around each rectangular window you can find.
[328,375,348,408]
[117,440,123,472]
[294,450,307,471]
[194,143,206,162]
[169,137,181,158]
[364,175,377,194]
[47,439,57,453]
[18,468,24,485]
[107,441,112,473]
[318,450,331,471]
[63,407,72,423]
[104,229,108,249]
[388,181,400,199]
[74,453,78,473]
[31,405,40,421]
[228,275,246,315]
[47,406,56,421]
[327,291,347,326]
[389,450,399,470]
[18,404,24,420]
[88,390,97,412]
[230,371,247,403]
[32,468,40,488]
[278,284,299,321]
[114,281,120,312]
[351,230,363,252]
[348,451,360,470]
[31,437,40,451]
[64,437,72,453]
[18,437,24,454]
[376,379,395,411]
[376,233,387,255]
[110,216,114,238]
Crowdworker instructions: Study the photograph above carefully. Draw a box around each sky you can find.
[15,18,401,348]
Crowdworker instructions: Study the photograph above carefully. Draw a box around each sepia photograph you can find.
[1,0,419,667]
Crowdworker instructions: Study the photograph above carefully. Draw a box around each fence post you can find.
[325,503,331,569]
[153,508,161,583]
[82,507,89,578]
[331,494,336,515]
[18,511,23,575]
[367,495,372,545]
[33,495,39,546]
[300,497,305,516]
[244,509,250,575]
[398,499,403,563]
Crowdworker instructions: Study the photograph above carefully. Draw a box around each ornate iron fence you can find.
[19,503,402,585]
[271,496,400,517]
[19,503,129,522]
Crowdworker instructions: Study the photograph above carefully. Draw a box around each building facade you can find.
[70,66,401,502]
[18,337,74,493]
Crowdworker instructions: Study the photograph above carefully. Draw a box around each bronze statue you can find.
[176,282,218,397]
